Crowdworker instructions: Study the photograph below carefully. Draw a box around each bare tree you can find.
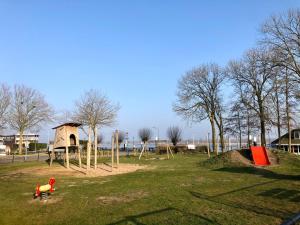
[281,68,300,152]
[139,128,152,143]
[225,101,244,148]
[9,85,53,154]
[97,133,104,144]
[228,49,275,146]
[0,84,11,131]
[55,110,73,124]
[269,68,284,148]
[173,63,225,155]
[138,128,152,159]
[73,89,119,170]
[260,10,300,151]
[167,126,182,151]
[261,9,300,78]
[117,131,125,144]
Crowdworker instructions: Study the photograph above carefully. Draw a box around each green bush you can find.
[79,140,88,151]
[155,145,188,154]
[155,145,208,154]
[156,146,168,154]
[195,145,208,153]
[28,143,47,151]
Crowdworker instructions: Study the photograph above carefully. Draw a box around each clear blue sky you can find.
[0,0,299,142]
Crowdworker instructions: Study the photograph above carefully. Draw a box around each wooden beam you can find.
[116,130,119,168]
[111,133,114,171]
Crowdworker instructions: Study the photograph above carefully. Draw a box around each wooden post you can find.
[86,126,92,172]
[66,146,70,169]
[169,146,174,158]
[94,127,98,170]
[78,146,82,168]
[116,130,119,168]
[207,133,211,158]
[167,145,170,159]
[111,133,115,171]
[139,143,145,160]
[50,147,54,166]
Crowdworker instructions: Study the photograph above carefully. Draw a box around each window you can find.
[294,131,300,139]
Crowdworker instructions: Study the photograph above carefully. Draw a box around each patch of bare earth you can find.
[96,191,149,204]
[9,163,148,178]
[28,196,63,205]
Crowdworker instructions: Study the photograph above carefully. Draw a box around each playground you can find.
[0,149,299,225]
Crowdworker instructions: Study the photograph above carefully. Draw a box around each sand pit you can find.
[10,163,148,178]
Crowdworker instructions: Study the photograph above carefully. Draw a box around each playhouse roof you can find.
[52,122,82,129]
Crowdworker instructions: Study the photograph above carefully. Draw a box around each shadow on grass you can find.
[258,188,300,202]
[108,207,219,225]
[213,166,300,181]
[190,188,292,220]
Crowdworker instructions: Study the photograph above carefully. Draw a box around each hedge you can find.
[28,143,47,151]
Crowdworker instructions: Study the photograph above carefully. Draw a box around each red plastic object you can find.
[49,177,55,192]
[250,146,270,166]
[34,177,56,197]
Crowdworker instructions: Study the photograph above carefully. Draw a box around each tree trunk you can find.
[285,71,292,153]
[19,129,24,154]
[260,118,266,147]
[94,126,98,170]
[237,111,242,149]
[215,110,225,153]
[207,133,210,158]
[86,126,92,171]
[210,115,217,155]
[274,74,282,148]
[218,116,225,153]
[258,97,266,147]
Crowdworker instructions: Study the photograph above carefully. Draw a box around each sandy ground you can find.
[10,163,148,178]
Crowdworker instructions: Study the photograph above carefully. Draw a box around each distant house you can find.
[271,129,300,154]
[0,133,39,150]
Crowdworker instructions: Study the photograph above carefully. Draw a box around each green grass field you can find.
[0,151,299,225]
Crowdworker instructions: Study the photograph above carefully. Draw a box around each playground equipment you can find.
[34,177,56,200]
[139,141,149,160]
[50,123,81,168]
[250,146,270,166]
[166,142,174,159]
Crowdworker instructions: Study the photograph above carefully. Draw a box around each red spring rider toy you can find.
[34,177,56,200]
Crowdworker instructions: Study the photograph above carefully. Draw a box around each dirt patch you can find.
[9,163,148,178]
[28,196,63,205]
[96,191,148,204]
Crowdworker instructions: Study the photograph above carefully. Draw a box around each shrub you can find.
[28,143,47,151]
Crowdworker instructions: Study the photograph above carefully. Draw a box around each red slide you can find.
[250,146,270,166]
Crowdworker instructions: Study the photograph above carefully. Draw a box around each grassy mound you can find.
[202,149,280,168]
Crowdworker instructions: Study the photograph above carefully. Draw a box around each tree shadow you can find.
[213,166,300,181]
[258,188,300,202]
[189,189,292,220]
[107,207,219,225]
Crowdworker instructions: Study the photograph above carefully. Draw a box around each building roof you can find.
[271,128,300,145]
[52,122,82,129]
